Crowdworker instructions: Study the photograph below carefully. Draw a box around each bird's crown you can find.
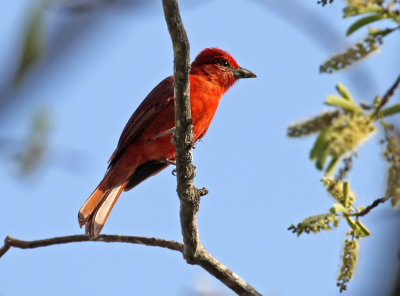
[191,48,240,69]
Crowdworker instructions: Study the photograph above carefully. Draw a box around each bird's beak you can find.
[233,67,257,79]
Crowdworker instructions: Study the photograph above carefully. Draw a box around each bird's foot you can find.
[163,159,176,166]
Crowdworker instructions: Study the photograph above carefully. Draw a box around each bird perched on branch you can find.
[78,48,256,238]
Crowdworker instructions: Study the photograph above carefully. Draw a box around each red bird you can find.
[78,48,256,238]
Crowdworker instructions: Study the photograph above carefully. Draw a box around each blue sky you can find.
[1,0,400,295]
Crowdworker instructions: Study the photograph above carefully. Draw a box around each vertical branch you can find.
[162,0,201,261]
[162,1,261,295]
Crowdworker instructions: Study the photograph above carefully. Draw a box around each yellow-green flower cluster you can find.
[324,114,375,157]
[287,111,340,138]
[288,213,339,236]
[387,165,400,207]
[344,0,387,17]
[322,178,355,206]
[320,36,380,73]
[337,237,359,292]
[384,131,400,207]
[345,0,399,15]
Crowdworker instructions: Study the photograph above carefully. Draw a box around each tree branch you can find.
[0,233,261,295]
[353,197,390,217]
[0,234,183,258]
[373,74,400,117]
[162,1,261,295]
[380,74,400,109]
[162,0,200,262]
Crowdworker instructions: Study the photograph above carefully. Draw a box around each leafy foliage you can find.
[320,0,400,73]
[288,79,400,292]
[289,84,385,176]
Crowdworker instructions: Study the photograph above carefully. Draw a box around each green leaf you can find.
[345,217,370,237]
[345,216,357,229]
[316,149,329,170]
[310,130,328,161]
[346,14,385,36]
[325,95,361,113]
[310,130,331,171]
[335,84,353,101]
[342,181,350,208]
[325,156,340,176]
[381,103,400,117]
[355,220,370,237]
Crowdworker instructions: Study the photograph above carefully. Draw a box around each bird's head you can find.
[190,48,256,91]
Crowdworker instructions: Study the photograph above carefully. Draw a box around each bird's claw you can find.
[171,133,177,145]
[164,159,176,166]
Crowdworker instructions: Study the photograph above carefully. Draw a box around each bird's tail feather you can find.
[78,186,105,228]
[78,182,127,239]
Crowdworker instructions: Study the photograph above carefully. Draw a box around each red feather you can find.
[78,48,255,238]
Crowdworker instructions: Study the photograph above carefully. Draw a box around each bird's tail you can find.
[78,181,127,239]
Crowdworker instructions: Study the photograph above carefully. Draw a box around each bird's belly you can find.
[125,95,219,165]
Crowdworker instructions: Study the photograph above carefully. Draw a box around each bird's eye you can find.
[218,60,230,67]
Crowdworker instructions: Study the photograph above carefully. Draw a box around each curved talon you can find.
[164,159,176,166]
[171,134,176,145]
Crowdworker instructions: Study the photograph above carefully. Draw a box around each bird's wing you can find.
[108,76,174,167]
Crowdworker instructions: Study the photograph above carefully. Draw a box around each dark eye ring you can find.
[219,60,230,67]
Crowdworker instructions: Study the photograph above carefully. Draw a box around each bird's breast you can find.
[190,82,223,140]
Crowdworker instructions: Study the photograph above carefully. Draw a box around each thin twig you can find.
[353,196,390,217]
[373,74,400,117]
[380,74,400,108]
[0,232,261,295]
[0,234,183,258]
